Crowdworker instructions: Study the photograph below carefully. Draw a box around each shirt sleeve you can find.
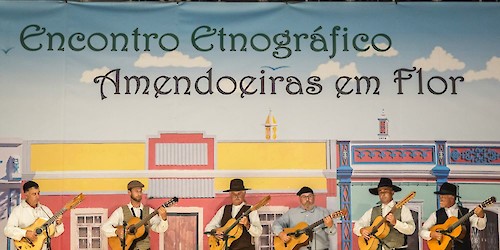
[3,206,25,241]
[393,205,415,235]
[322,208,337,235]
[470,213,487,230]
[353,208,373,236]
[204,206,225,233]
[101,208,124,237]
[271,209,291,235]
[148,207,169,233]
[247,209,263,237]
[419,211,437,241]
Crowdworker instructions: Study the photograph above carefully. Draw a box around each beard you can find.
[131,195,142,203]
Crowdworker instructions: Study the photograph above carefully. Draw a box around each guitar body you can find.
[357,216,391,250]
[108,217,147,250]
[427,216,465,250]
[14,218,55,250]
[208,218,244,250]
[357,236,380,250]
[273,222,311,250]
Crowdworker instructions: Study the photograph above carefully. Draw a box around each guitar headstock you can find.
[249,195,271,212]
[332,208,348,219]
[162,197,179,208]
[395,191,416,209]
[64,193,85,210]
[480,196,496,208]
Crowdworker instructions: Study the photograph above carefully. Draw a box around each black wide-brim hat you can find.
[223,178,250,192]
[434,182,460,197]
[369,178,402,195]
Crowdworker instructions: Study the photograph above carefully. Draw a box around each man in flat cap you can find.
[205,178,262,250]
[419,182,486,250]
[102,180,168,250]
[353,178,415,250]
[272,186,336,250]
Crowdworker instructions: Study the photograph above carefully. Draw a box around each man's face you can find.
[129,187,143,203]
[299,193,315,211]
[25,187,40,208]
[377,187,394,205]
[230,191,245,206]
[439,194,456,208]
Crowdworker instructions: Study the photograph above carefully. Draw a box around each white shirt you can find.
[4,200,65,250]
[353,200,416,250]
[419,203,487,240]
[205,202,263,238]
[101,202,169,237]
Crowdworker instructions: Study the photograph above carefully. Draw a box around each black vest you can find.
[221,204,253,250]
[436,206,471,250]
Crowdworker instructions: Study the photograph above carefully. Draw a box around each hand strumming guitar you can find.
[278,231,291,243]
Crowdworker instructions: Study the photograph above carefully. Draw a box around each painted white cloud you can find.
[413,46,465,72]
[357,43,399,57]
[80,66,111,83]
[134,51,212,68]
[311,61,360,79]
[463,56,500,82]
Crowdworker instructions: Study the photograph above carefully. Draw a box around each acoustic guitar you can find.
[207,195,271,250]
[14,193,85,250]
[358,191,416,250]
[108,197,178,250]
[273,208,347,250]
[427,196,496,250]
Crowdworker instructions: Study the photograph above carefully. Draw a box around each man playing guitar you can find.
[101,180,168,250]
[353,178,415,250]
[4,181,64,250]
[205,178,262,250]
[272,186,336,250]
[419,182,487,250]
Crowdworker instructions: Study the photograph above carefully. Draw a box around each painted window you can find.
[71,208,108,250]
[255,206,289,250]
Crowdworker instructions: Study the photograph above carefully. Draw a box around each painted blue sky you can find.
[0,2,499,141]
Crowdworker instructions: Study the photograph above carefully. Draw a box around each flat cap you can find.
[296,186,314,196]
[127,180,144,190]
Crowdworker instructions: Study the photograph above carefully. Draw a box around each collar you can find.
[127,203,144,209]
[21,200,39,209]
[232,202,246,208]
[381,200,396,208]
[299,205,317,213]
[445,203,458,211]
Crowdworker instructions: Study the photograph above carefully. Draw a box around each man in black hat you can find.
[353,178,415,250]
[205,178,262,250]
[272,186,336,250]
[419,182,486,250]
[102,180,168,250]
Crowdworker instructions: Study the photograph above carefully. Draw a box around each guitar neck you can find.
[304,209,345,231]
[449,210,474,231]
[223,207,253,234]
[44,207,66,226]
[447,197,496,232]
[133,198,177,229]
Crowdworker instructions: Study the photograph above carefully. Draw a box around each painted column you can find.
[336,141,353,250]
[432,141,449,208]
